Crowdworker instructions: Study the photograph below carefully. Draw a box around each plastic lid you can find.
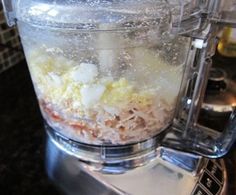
[3,0,206,33]
[13,0,172,30]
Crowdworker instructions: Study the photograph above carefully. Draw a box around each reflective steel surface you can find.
[46,132,228,195]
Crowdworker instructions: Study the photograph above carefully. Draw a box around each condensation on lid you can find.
[14,0,172,30]
[10,0,205,31]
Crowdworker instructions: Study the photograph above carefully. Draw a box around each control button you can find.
[206,161,223,183]
[192,185,210,195]
[200,172,221,195]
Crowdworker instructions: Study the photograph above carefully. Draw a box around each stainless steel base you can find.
[46,134,228,195]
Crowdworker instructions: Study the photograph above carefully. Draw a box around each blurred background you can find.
[0,3,24,73]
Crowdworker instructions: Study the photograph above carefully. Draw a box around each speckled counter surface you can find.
[0,61,61,195]
[0,60,235,195]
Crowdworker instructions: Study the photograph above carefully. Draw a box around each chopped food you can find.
[26,48,183,145]
[70,63,98,84]
[80,84,106,108]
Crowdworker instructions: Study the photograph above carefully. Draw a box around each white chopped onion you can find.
[47,72,62,87]
[71,62,98,83]
[103,106,120,116]
[80,84,106,108]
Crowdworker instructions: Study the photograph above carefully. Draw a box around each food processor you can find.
[2,0,236,194]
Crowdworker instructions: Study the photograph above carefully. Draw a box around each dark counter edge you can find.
[0,60,62,195]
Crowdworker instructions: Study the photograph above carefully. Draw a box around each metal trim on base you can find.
[45,133,228,195]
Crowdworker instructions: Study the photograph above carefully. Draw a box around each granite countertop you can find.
[0,61,61,195]
[0,59,235,195]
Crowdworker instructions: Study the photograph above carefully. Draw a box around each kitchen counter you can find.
[0,59,235,195]
[0,60,61,195]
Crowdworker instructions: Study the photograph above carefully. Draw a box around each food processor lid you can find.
[3,0,236,30]
[11,0,173,30]
[3,0,205,32]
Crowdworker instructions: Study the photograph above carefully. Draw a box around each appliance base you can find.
[45,134,228,195]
